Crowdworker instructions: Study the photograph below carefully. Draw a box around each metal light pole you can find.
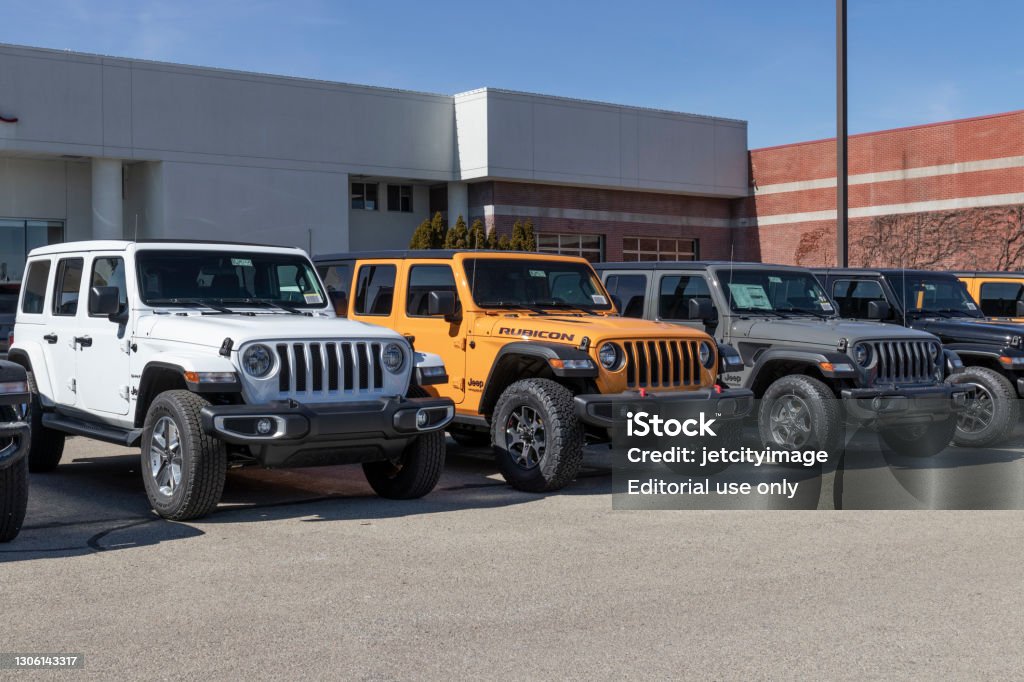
[836,0,848,266]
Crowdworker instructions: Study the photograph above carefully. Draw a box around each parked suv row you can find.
[594,262,970,457]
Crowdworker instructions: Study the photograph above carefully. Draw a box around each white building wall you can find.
[348,184,431,251]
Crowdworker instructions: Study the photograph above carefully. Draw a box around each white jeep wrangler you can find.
[10,240,454,520]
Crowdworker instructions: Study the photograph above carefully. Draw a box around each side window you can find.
[90,257,128,315]
[658,275,714,320]
[52,258,84,317]
[21,260,51,314]
[605,274,647,318]
[318,263,352,316]
[978,282,1023,317]
[353,264,396,316]
[407,265,458,317]
[831,279,885,318]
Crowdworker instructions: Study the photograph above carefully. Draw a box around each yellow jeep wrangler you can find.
[315,250,752,492]
[957,271,1024,320]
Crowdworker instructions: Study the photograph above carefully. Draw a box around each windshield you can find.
[888,274,982,318]
[136,249,327,309]
[716,269,837,316]
[463,258,612,311]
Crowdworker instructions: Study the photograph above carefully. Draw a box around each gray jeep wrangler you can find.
[594,262,970,457]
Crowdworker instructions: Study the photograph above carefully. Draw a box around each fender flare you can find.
[139,352,241,393]
[478,341,597,416]
[746,347,856,389]
[7,342,56,406]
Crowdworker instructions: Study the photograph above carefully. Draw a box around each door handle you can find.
[74,335,93,348]
[43,333,58,344]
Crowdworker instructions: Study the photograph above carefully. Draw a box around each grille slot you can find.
[623,340,702,389]
[272,341,387,395]
[871,340,935,384]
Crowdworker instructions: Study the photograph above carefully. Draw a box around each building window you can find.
[536,233,604,262]
[0,219,65,283]
[351,182,379,211]
[622,237,699,262]
[387,184,413,213]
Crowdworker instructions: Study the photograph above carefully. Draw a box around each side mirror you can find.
[428,291,457,320]
[688,298,715,322]
[89,286,122,318]
[1015,300,1024,317]
[867,300,891,320]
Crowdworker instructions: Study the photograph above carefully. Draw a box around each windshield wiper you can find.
[147,298,235,314]
[477,301,550,315]
[220,298,305,314]
[733,307,790,319]
[529,300,595,314]
[776,307,831,319]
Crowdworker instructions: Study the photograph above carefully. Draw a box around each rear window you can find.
[21,261,49,314]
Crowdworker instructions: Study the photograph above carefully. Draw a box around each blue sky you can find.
[2,0,1022,148]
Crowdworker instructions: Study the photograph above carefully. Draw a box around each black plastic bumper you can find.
[841,384,971,423]
[200,396,454,468]
[0,419,29,470]
[573,387,755,429]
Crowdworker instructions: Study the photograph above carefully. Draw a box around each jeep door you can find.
[826,276,894,322]
[392,263,466,404]
[42,256,87,407]
[74,253,132,415]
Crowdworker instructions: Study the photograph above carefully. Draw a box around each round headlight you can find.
[598,342,621,370]
[382,343,405,373]
[242,344,274,378]
[699,341,714,369]
[853,342,871,367]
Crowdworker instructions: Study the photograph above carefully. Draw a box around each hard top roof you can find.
[813,267,961,279]
[314,249,589,262]
[29,239,306,257]
[591,260,816,272]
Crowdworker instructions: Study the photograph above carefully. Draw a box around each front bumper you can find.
[200,395,454,468]
[841,384,971,423]
[573,387,755,429]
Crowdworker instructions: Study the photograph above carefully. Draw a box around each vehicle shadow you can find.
[0,442,613,563]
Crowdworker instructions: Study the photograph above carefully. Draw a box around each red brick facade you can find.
[468,181,753,262]
[748,109,1024,269]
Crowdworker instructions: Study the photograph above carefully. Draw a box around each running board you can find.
[41,413,143,447]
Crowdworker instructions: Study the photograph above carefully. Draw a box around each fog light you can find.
[257,418,274,435]
[416,410,429,428]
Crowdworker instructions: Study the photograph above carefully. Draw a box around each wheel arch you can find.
[478,342,596,417]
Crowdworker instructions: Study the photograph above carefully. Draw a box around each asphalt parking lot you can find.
[4,436,1024,679]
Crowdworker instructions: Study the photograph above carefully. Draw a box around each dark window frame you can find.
[405,264,458,317]
[387,184,414,213]
[657,273,715,321]
[52,257,84,317]
[21,259,51,315]
[604,273,648,318]
[88,256,128,318]
[351,182,379,211]
[354,263,397,316]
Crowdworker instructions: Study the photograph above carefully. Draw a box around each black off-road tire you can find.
[491,378,583,492]
[141,390,227,521]
[948,366,1018,447]
[878,415,958,458]
[449,427,491,448]
[0,456,28,542]
[364,429,446,499]
[759,375,843,455]
[26,371,65,473]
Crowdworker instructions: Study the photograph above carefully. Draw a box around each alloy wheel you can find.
[504,405,547,470]
[769,394,812,448]
[149,416,183,497]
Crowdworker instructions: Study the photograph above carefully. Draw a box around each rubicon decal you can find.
[497,327,575,342]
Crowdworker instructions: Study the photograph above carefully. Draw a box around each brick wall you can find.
[748,109,1024,268]
[469,181,755,262]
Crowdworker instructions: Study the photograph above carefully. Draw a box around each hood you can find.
[909,317,1024,346]
[733,316,936,347]
[474,313,709,345]
[137,312,402,348]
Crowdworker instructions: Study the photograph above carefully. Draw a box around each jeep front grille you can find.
[275,341,384,394]
[871,340,935,384]
[622,340,702,388]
